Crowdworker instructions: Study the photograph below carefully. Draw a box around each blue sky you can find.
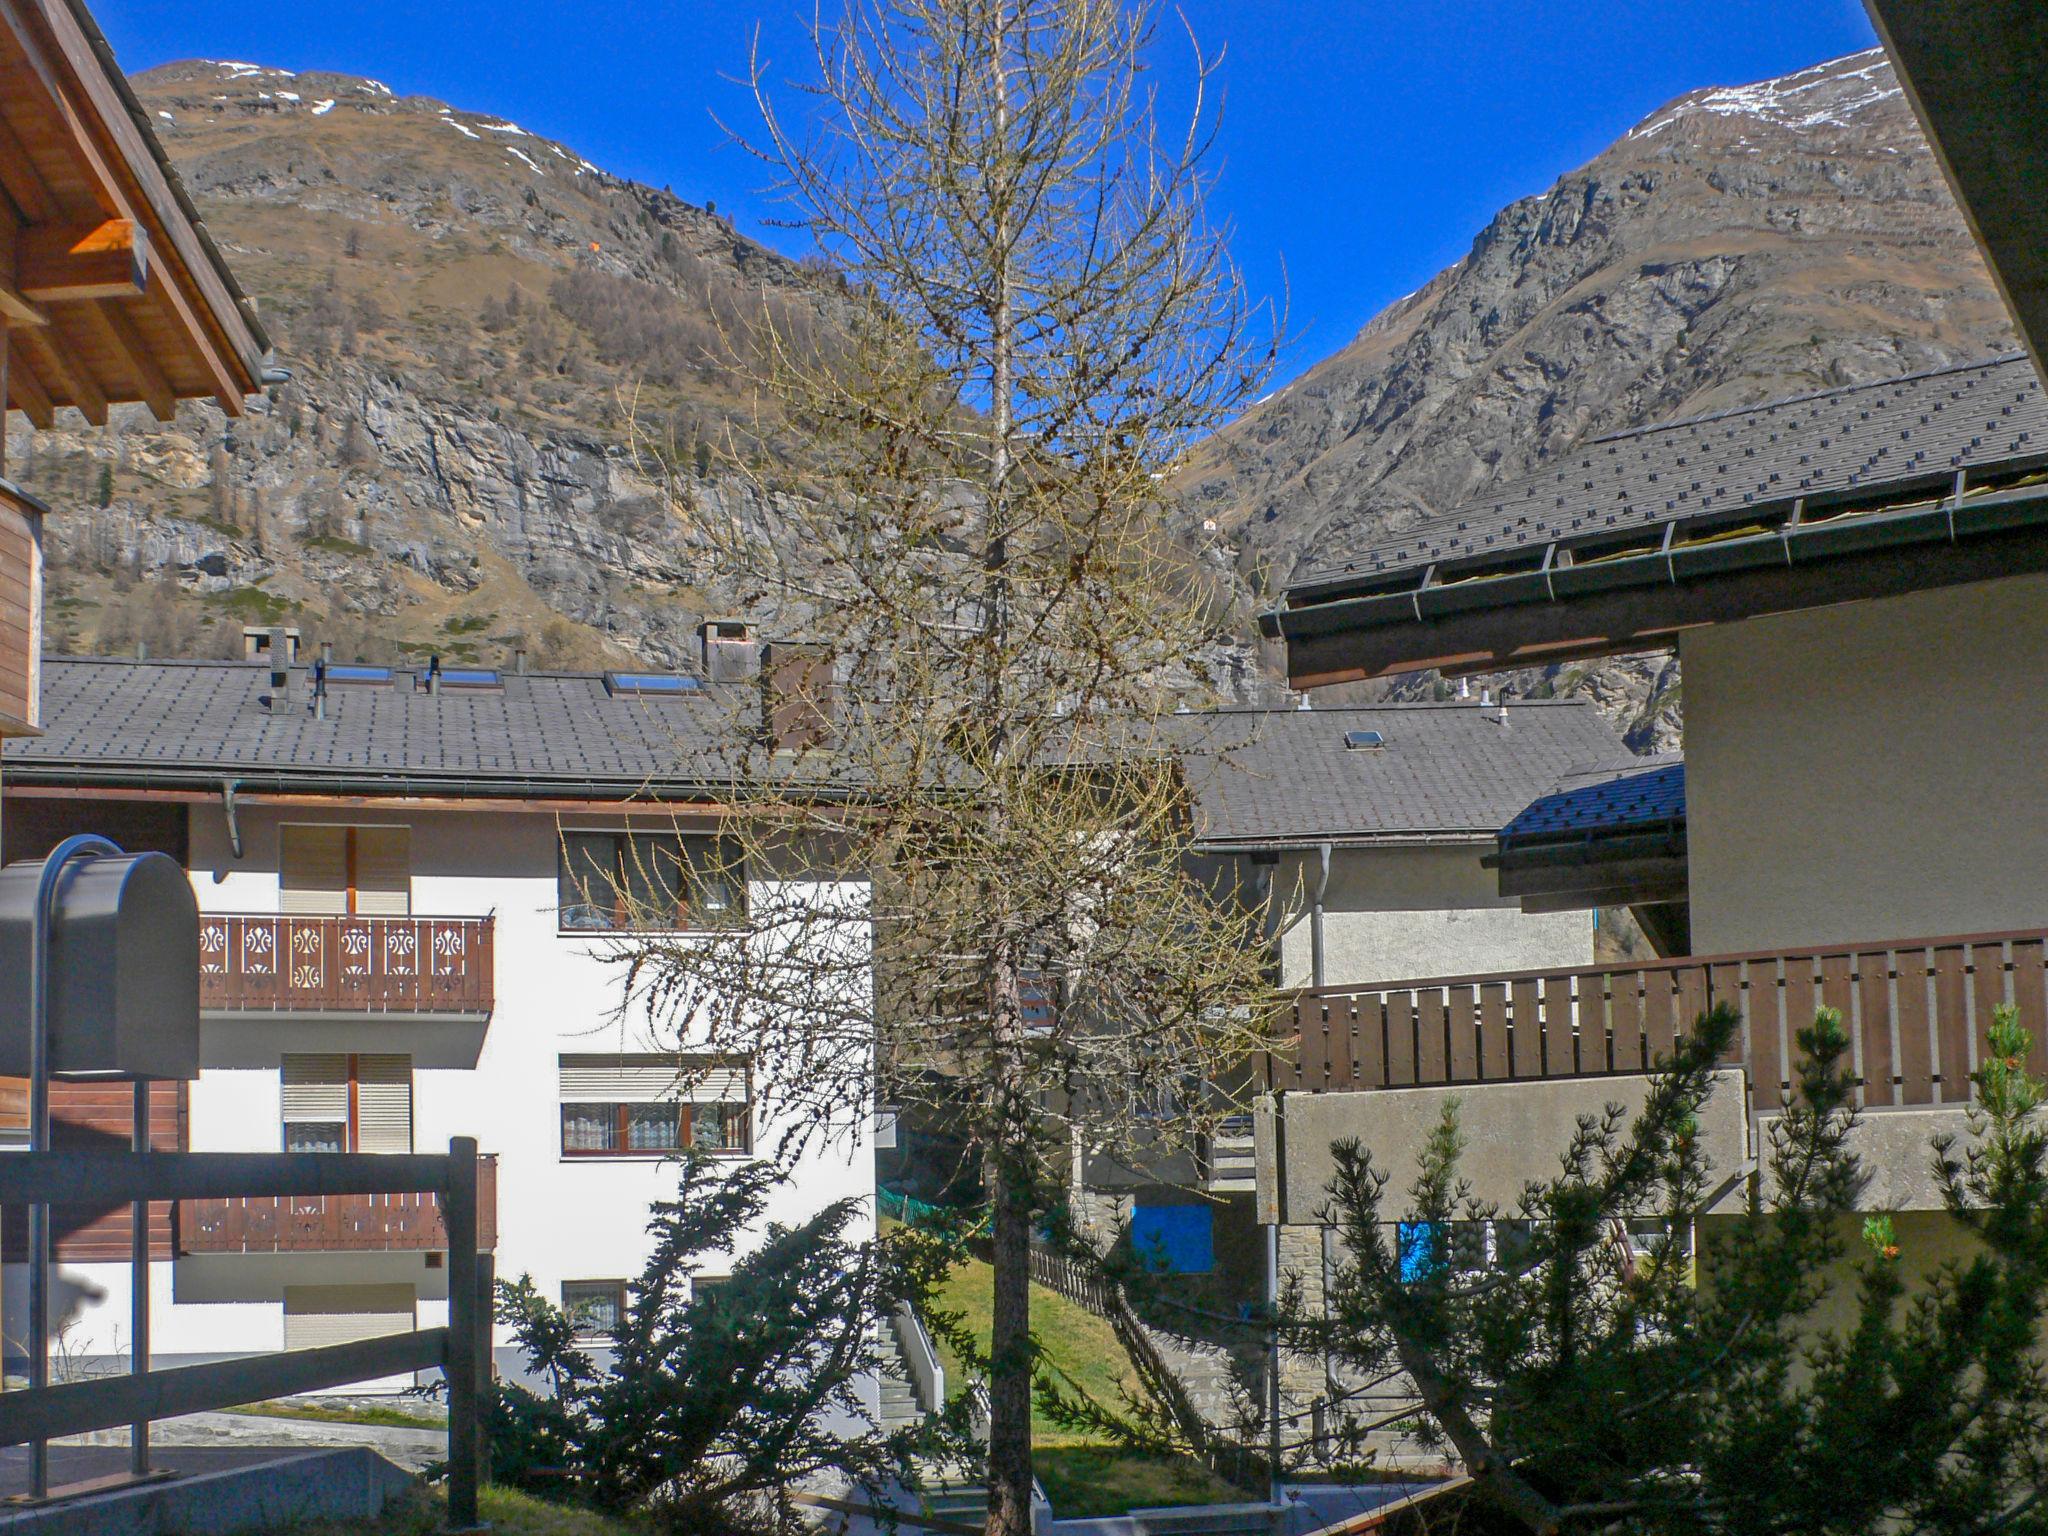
[98,1,1877,385]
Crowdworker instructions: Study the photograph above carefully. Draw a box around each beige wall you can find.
[1683,575,2048,955]
[1274,843,1593,989]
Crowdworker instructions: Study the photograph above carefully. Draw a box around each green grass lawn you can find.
[225,1399,447,1429]
[921,1238,1251,1517]
[266,1485,630,1536]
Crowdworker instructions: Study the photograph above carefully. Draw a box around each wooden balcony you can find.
[177,1154,497,1254]
[1260,928,2048,1113]
[198,914,494,1018]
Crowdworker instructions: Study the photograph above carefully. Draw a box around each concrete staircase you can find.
[874,1322,925,1431]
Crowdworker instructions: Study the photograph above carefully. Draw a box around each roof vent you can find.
[1343,729,1386,751]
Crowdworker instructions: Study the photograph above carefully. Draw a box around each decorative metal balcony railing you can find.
[198,914,494,1017]
[177,1154,498,1254]
[1256,928,2048,1112]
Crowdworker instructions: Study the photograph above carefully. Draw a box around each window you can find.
[558,1054,751,1157]
[557,832,738,931]
[281,825,410,916]
[562,1280,626,1338]
[604,671,700,696]
[282,1053,413,1153]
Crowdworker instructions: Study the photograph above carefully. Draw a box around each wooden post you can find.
[130,1079,150,1476]
[443,1137,480,1530]
[475,1250,495,1489]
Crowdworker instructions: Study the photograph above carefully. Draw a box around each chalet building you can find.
[1252,6,2048,1449]
[1,654,876,1386]
[1066,700,1628,1285]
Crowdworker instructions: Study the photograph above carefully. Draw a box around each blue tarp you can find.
[1131,1205,1214,1274]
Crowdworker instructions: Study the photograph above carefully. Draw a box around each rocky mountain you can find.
[8,49,2022,744]
[1182,50,2019,747]
[11,59,850,671]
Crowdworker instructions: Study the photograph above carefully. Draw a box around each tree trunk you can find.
[986,1134,1034,1535]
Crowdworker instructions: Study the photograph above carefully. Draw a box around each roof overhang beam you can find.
[1268,476,2048,687]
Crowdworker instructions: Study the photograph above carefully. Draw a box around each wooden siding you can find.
[0,793,188,866]
[1259,929,2048,1113]
[0,485,40,732]
[0,1080,185,1261]
[199,913,494,1017]
[180,1155,498,1253]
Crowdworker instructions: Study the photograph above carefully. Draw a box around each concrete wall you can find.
[1683,574,2048,954]
[41,800,875,1391]
[1271,843,1593,989]
[1262,1072,1750,1227]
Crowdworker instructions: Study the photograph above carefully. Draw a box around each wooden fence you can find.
[198,913,494,1015]
[0,1140,492,1523]
[1258,929,2048,1112]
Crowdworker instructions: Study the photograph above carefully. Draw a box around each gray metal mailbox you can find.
[0,848,199,1080]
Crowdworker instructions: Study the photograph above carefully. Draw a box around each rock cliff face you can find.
[1182,50,2018,746]
[11,60,842,669]
[9,51,2021,741]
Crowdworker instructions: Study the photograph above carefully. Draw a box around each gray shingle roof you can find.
[6,658,1629,839]
[1178,700,1629,845]
[4,658,748,795]
[1293,353,2047,593]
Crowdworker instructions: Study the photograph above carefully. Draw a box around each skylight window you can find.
[1344,729,1387,751]
[324,665,393,686]
[604,672,701,697]
[438,668,502,690]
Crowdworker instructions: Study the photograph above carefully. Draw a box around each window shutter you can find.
[352,828,412,916]
[355,1054,414,1153]
[281,1054,348,1123]
[558,1055,748,1104]
[280,827,349,915]
[283,1284,415,1350]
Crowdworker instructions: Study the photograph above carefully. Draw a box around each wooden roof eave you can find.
[1271,476,2048,687]
[0,0,268,424]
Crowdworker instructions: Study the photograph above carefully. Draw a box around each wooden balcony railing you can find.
[178,1154,497,1254]
[198,914,495,1017]
[1259,929,2048,1112]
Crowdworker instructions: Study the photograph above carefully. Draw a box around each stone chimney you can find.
[760,642,835,753]
[702,618,760,683]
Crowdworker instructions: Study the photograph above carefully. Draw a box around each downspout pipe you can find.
[221,779,243,859]
[1310,841,1332,990]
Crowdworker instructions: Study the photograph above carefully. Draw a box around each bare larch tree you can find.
[591,1,1287,1530]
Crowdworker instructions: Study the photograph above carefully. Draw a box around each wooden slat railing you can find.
[1257,929,2048,1111]
[198,913,494,1016]
[178,1153,497,1253]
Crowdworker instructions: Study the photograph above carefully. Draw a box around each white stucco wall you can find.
[1272,842,1594,988]
[45,802,875,1378]
[1683,574,2048,955]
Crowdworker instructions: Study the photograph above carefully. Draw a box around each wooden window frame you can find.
[555,830,741,935]
[281,1052,412,1154]
[558,1098,752,1159]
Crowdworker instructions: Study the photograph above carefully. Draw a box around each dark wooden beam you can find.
[1284,519,2048,686]
[16,216,145,302]
[82,296,173,420]
[6,338,55,427]
[0,1148,458,1205]
[15,316,104,423]
[1865,0,2048,382]
[0,107,56,224]
[0,1327,449,1443]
